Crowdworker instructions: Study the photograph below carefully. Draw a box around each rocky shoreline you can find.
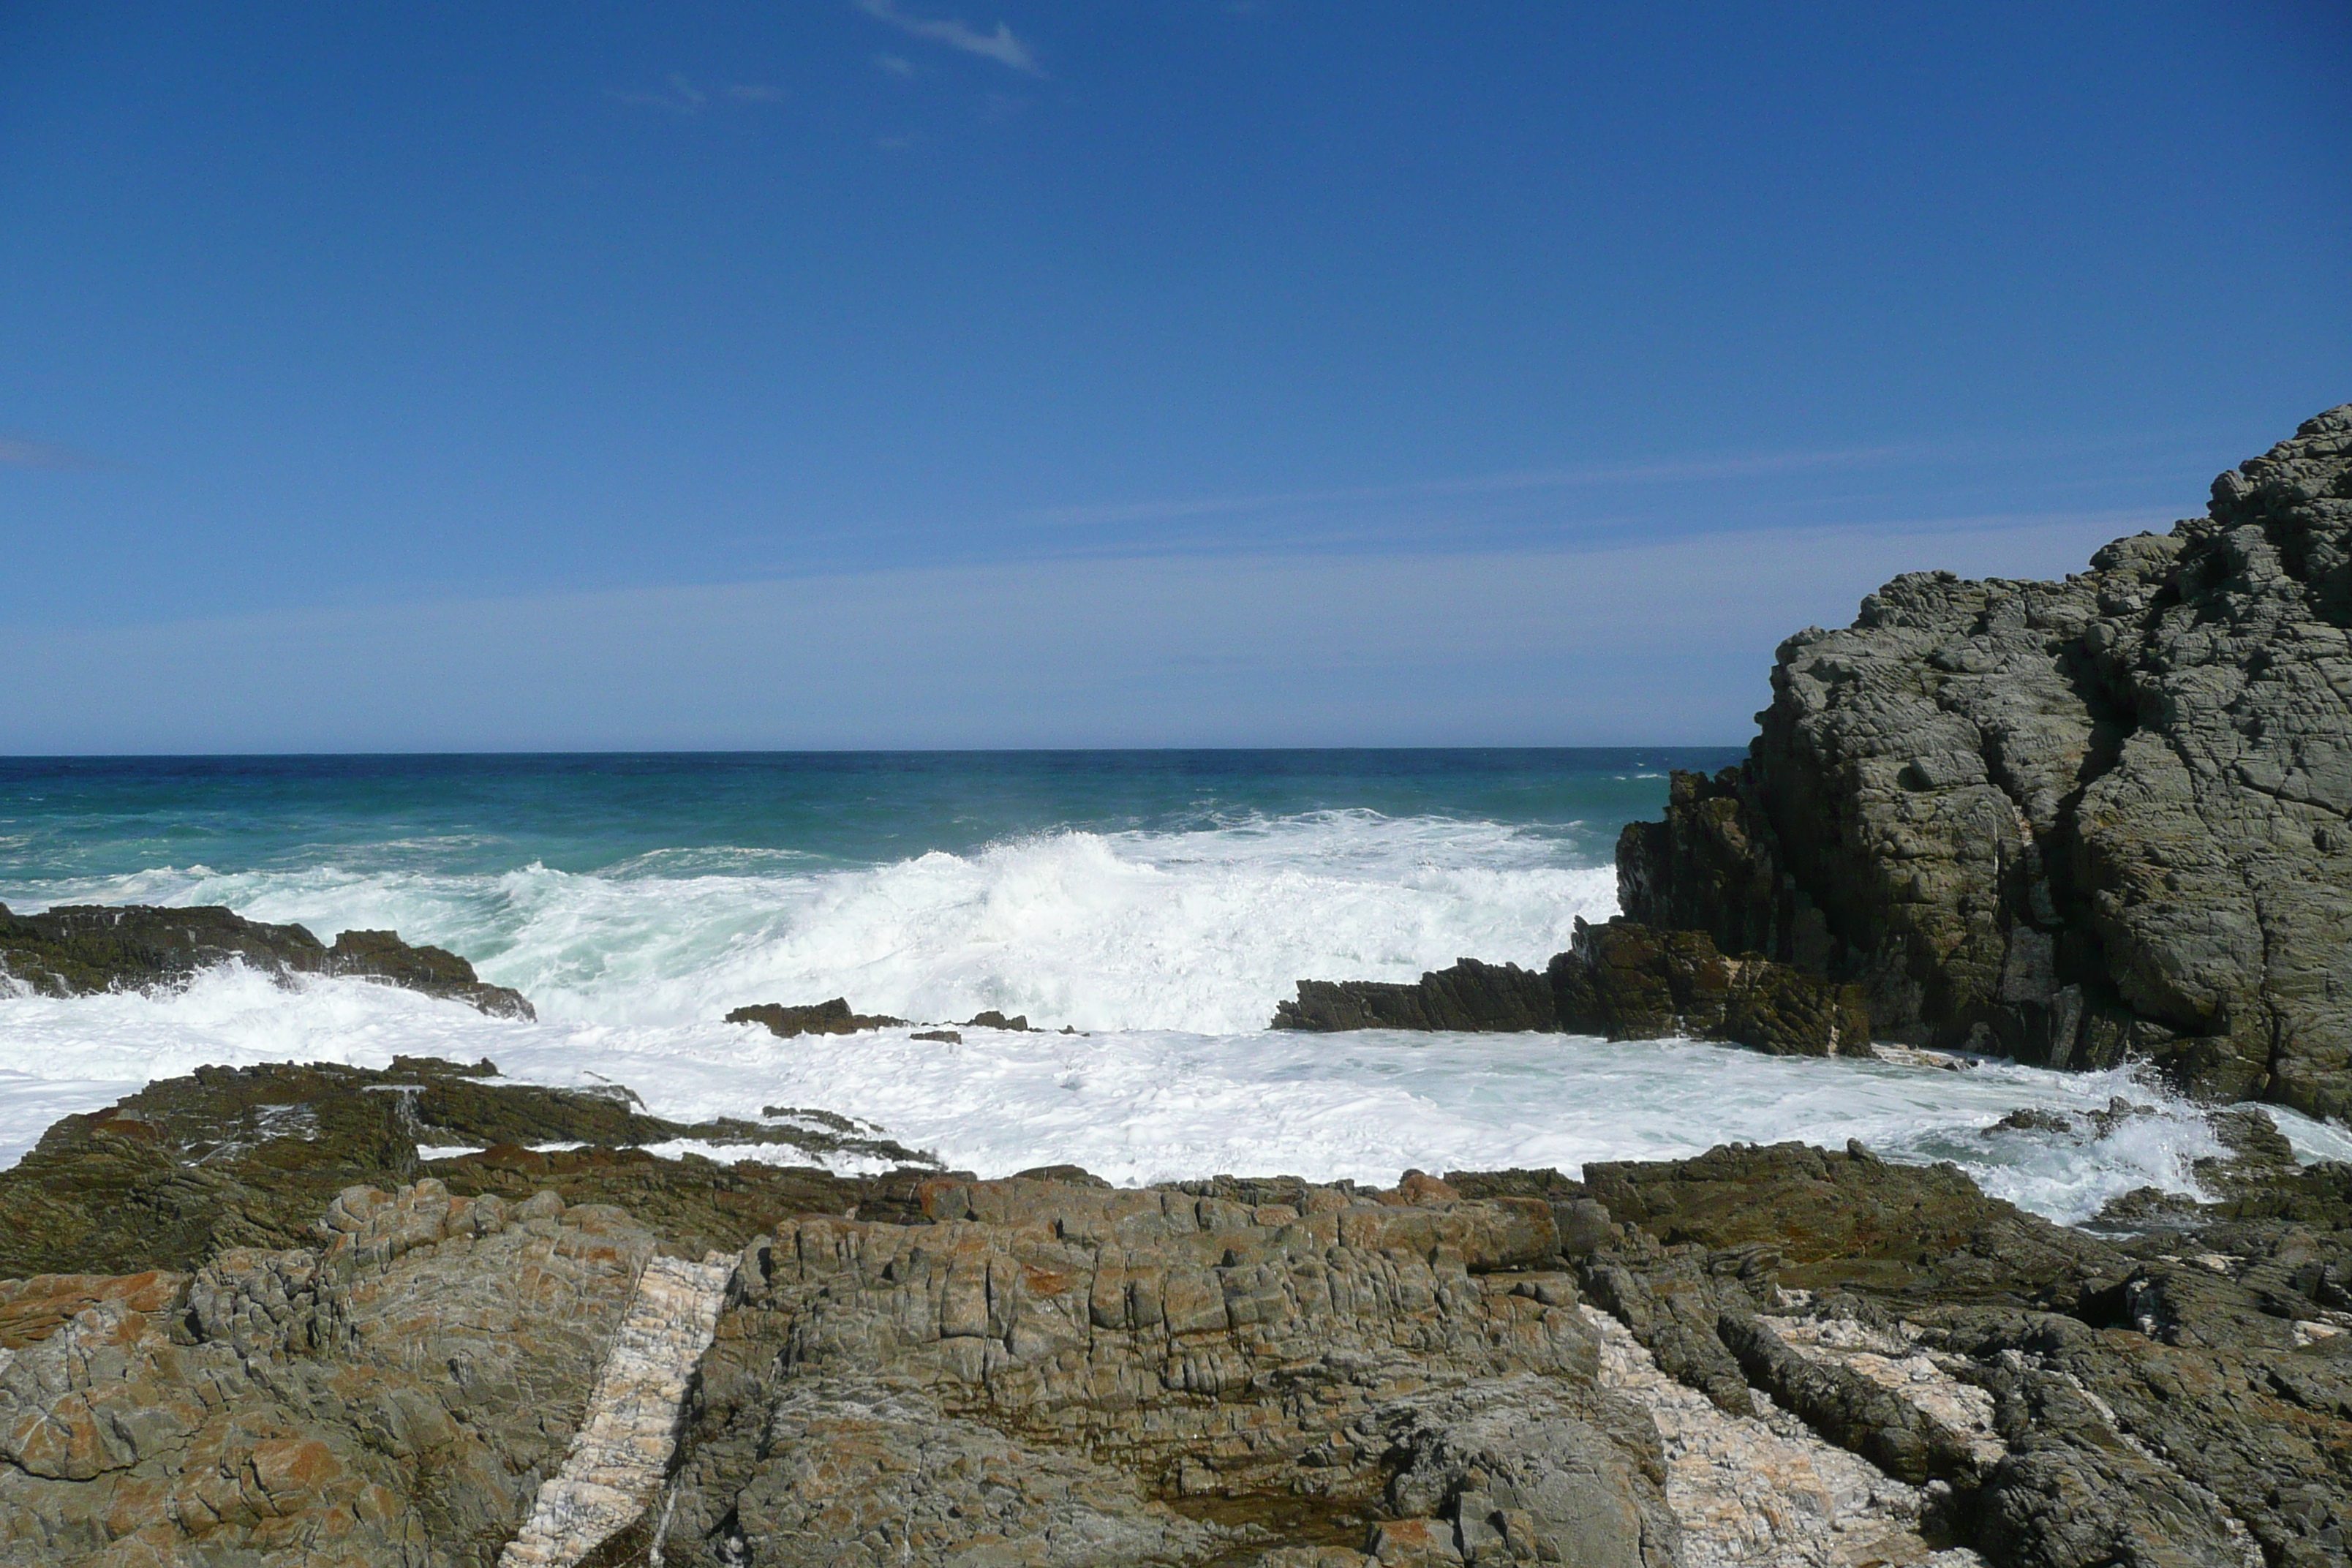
[0,1055,2345,1566]
[6,404,2351,1563]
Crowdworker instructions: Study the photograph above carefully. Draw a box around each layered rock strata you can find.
[0,1180,659,1565]
[0,902,535,1017]
[1621,405,2352,1117]
[1273,922,1868,1057]
[656,1172,1680,1568]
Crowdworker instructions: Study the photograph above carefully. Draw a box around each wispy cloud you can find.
[856,0,1043,76]
[873,53,918,77]
[0,435,112,472]
[1024,444,1939,529]
[610,72,709,115]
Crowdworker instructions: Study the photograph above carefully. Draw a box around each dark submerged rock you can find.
[0,900,533,1017]
[1271,956,1557,1033]
[724,997,910,1036]
[1270,924,1866,1055]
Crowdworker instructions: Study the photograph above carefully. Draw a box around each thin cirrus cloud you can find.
[1022,443,1944,529]
[855,0,1044,77]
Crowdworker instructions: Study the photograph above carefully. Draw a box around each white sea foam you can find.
[4,962,2346,1226]
[6,813,2349,1226]
[6,813,1618,1034]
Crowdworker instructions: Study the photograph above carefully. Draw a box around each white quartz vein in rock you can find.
[500,1253,736,1568]
[1579,1305,1984,1568]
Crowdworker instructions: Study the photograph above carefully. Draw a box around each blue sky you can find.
[3,1,2346,750]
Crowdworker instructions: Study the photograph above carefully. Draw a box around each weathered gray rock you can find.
[653,1172,1672,1567]
[1620,406,2352,1117]
[500,1252,738,1567]
[0,1180,656,1567]
[5,1061,2348,1567]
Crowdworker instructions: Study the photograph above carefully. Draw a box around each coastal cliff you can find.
[1622,404,2352,1117]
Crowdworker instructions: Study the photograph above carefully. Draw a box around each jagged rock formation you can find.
[656,1172,1679,1568]
[1571,1139,2351,1566]
[0,901,535,1017]
[3,1060,2348,1564]
[1273,925,1867,1056]
[1621,405,2352,1117]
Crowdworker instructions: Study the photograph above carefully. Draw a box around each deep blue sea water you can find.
[0,749,1733,883]
[6,748,2342,1218]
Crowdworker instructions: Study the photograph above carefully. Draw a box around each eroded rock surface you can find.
[0,1180,655,1567]
[500,1253,737,1568]
[656,1172,1678,1567]
[1619,405,2352,1116]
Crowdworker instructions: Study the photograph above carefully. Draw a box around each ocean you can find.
[4,750,2344,1223]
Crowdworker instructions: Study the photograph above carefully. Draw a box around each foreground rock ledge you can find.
[2,1068,2347,1565]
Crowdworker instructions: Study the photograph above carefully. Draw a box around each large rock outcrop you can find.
[1620,404,2352,1117]
[0,902,535,1018]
